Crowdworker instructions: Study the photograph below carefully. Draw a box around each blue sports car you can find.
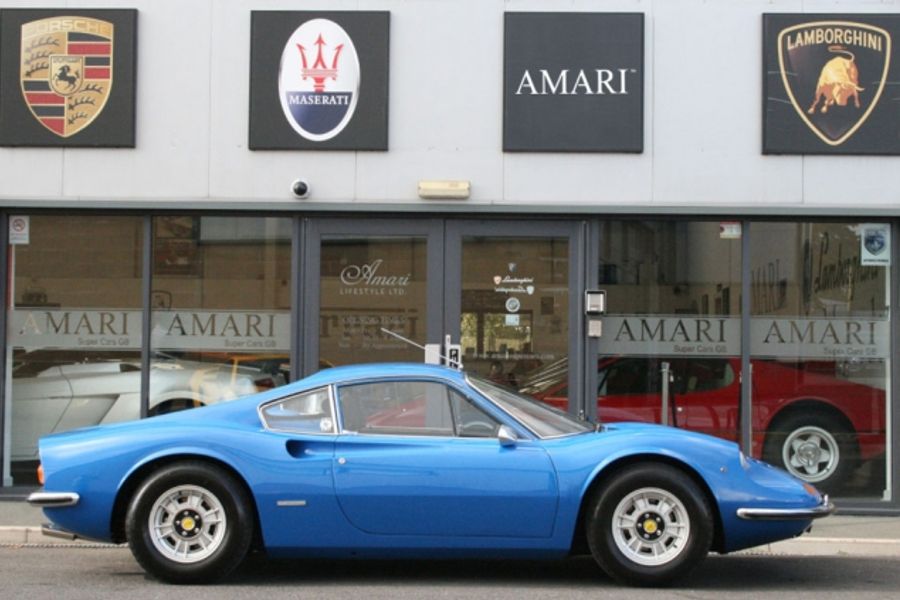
[28,363,833,586]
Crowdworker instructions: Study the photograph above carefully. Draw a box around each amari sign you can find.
[9,309,291,352]
[503,12,644,152]
[600,315,889,360]
[763,14,900,154]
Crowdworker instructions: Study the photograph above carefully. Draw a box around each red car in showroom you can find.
[520,356,885,491]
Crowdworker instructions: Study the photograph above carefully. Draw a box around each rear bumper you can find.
[26,491,80,508]
[736,495,835,521]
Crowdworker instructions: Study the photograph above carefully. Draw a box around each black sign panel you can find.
[504,12,643,153]
[0,9,137,147]
[249,11,389,151]
[764,14,900,154]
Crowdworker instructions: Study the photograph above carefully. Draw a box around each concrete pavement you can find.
[2,497,899,556]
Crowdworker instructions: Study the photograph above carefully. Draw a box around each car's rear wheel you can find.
[763,412,854,489]
[125,461,253,584]
[587,463,712,586]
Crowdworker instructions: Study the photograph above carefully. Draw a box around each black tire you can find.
[763,411,855,491]
[587,463,712,587]
[125,461,254,584]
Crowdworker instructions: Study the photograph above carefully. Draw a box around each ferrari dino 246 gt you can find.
[29,363,833,586]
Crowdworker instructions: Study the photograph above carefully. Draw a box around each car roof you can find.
[296,362,468,389]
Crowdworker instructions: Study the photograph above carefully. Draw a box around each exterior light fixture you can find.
[417,180,470,200]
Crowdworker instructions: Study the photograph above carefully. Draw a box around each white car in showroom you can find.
[10,352,277,464]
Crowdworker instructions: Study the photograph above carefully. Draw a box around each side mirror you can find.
[498,425,518,447]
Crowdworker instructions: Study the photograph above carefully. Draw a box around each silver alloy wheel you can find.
[611,487,691,567]
[782,425,839,483]
[148,484,227,564]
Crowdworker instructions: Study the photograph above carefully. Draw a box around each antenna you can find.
[380,328,462,370]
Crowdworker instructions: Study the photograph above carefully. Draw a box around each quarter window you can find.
[260,387,334,434]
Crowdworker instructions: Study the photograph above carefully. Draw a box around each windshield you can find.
[468,375,592,438]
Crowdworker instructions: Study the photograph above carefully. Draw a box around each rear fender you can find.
[110,446,257,544]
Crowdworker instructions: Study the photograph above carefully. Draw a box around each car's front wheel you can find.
[587,463,713,586]
[125,461,253,584]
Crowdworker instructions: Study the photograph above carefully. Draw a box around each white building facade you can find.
[0,1,897,512]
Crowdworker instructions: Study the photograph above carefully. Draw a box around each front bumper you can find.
[26,491,80,508]
[736,494,835,521]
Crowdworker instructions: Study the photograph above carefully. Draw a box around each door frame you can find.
[302,218,445,377]
[444,219,587,418]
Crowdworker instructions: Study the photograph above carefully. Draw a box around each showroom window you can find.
[595,220,742,442]
[750,222,890,500]
[149,216,293,415]
[5,215,144,485]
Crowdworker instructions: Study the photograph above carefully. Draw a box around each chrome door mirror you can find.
[498,425,518,447]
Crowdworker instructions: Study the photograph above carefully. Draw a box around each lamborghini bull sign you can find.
[764,14,900,154]
[779,21,890,146]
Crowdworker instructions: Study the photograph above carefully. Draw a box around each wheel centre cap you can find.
[174,509,202,537]
[637,512,664,539]
[798,442,821,465]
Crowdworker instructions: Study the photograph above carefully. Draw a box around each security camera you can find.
[291,179,310,199]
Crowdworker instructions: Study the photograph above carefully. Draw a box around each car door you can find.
[332,379,560,538]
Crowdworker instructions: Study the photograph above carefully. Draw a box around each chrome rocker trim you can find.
[27,491,80,508]
[736,495,835,520]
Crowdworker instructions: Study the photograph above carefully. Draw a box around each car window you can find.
[469,375,592,438]
[259,387,335,434]
[682,359,734,392]
[601,358,661,395]
[449,388,501,438]
[337,380,501,438]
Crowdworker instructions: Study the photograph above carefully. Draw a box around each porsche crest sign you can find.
[20,16,115,138]
[0,9,136,147]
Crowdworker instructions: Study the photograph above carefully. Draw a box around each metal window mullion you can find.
[0,213,8,484]
[891,220,898,505]
[290,216,303,383]
[740,220,752,456]
[140,216,152,419]
[584,219,600,423]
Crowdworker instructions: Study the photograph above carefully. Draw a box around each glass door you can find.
[303,219,445,374]
[444,220,583,416]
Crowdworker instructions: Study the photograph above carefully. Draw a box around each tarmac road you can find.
[0,546,898,600]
